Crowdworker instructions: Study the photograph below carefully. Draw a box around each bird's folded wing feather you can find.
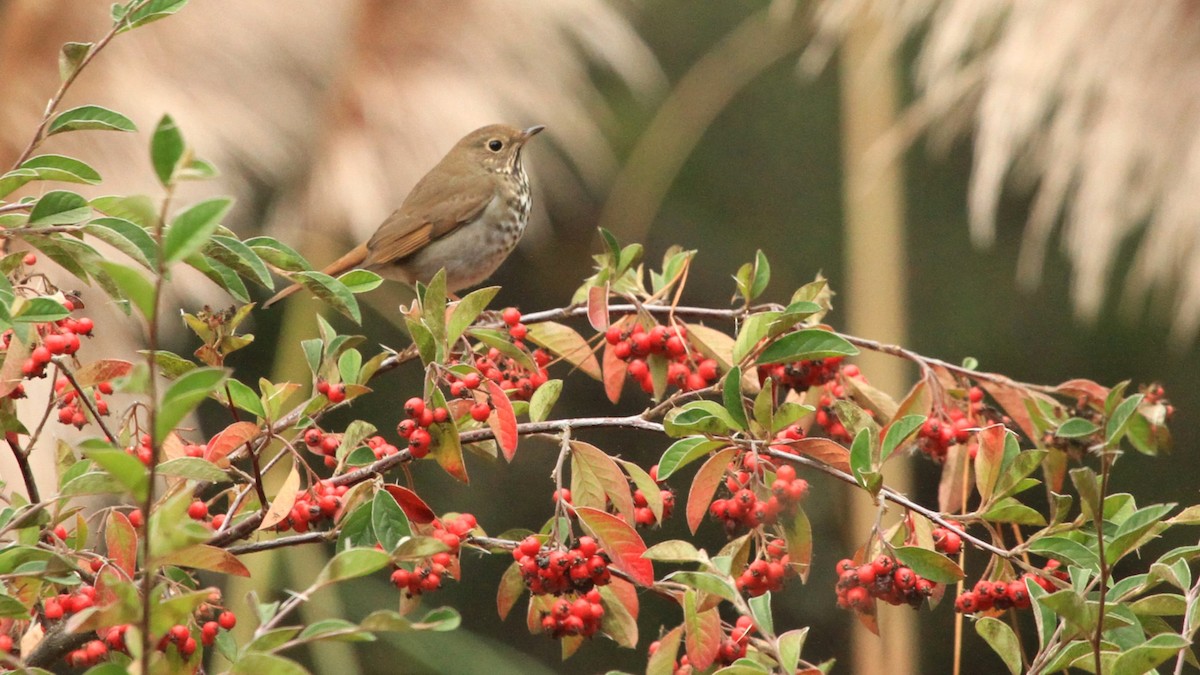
[364,171,496,266]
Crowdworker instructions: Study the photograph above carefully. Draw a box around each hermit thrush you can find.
[264,123,544,307]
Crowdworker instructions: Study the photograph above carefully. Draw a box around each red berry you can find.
[326,384,346,403]
[404,397,426,419]
[470,402,491,422]
[501,308,521,326]
[217,611,237,630]
[128,509,144,528]
[22,253,36,266]
[408,428,432,458]
[508,323,527,340]
[187,500,208,520]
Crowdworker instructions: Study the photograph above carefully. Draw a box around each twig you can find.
[52,357,118,444]
[227,531,332,556]
[6,436,39,503]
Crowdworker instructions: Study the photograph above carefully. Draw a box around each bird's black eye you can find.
[488,139,503,152]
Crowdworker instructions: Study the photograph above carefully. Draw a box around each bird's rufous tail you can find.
[262,243,370,308]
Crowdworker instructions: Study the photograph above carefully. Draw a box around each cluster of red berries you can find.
[390,513,477,597]
[813,374,867,443]
[304,428,400,468]
[648,615,755,672]
[605,322,720,394]
[63,638,110,668]
[758,356,845,391]
[185,499,231,531]
[631,463,675,528]
[2,301,93,382]
[395,397,447,458]
[276,480,348,533]
[540,589,605,638]
[315,379,347,404]
[932,526,963,555]
[456,345,551,403]
[125,434,154,466]
[709,456,809,535]
[41,583,96,621]
[736,538,791,597]
[52,377,113,428]
[513,536,612,596]
[918,408,974,461]
[955,560,1068,613]
[835,556,938,612]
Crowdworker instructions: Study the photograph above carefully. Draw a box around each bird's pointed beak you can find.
[520,125,546,143]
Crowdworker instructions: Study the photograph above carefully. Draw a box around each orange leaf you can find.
[587,285,609,331]
[684,590,721,670]
[974,424,1007,502]
[258,461,300,530]
[602,341,627,404]
[792,437,852,474]
[382,484,436,524]
[487,380,519,461]
[977,381,1038,439]
[687,447,739,534]
[570,441,635,523]
[937,443,973,514]
[430,419,469,483]
[496,561,525,620]
[525,321,601,380]
[1055,378,1110,404]
[104,511,137,577]
[598,581,639,647]
[155,544,250,577]
[74,359,134,387]
[574,506,654,586]
[205,421,259,466]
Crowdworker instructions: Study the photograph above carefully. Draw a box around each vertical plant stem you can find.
[139,184,173,667]
[1093,455,1112,674]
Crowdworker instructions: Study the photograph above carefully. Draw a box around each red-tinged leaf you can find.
[619,458,664,524]
[526,321,601,380]
[205,421,259,466]
[607,577,639,621]
[104,511,137,577]
[978,381,1039,439]
[1044,446,1068,494]
[487,380,519,461]
[792,437,852,474]
[574,506,654,586]
[155,544,250,577]
[783,506,813,582]
[687,447,739,534]
[0,336,30,399]
[685,323,735,370]
[429,418,469,483]
[497,561,525,620]
[74,359,134,387]
[382,484,436,524]
[893,379,931,421]
[587,284,609,331]
[684,589,721,670]
[975,424,1006,503]
[1055,378,1110,404]
[602,341,627,404]
[258,462,300,530]
[598,583,638,647]
[647,625,683,675]
[527,593,555,634]
[94,565,125,607]
[855,603,879,635]
[570,441,635,522]
[938,443,973,513]
[561,633,584,659]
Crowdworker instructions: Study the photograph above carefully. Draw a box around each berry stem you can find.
[51,358,118,444]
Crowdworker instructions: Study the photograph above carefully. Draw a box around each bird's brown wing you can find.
[363,170,496,267]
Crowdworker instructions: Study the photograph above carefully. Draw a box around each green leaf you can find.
[20,154,102,184]
[656,437,727,481]
[120,0,190,32]
[849,427,873,487]
[98,261,154,320]
[91,194,158,226]
[13,297,69,323]
[209,235,273,288]
[748,592,773,636]
[528,378,562,423]
[338,269,383,294]
[776,628,808,674]
[245,236,312,272]
[295,271,361,323]
[893,546,964,584]
[732,312,777,364]
[881,415,925,463]
[157,457,228,482]
[664,571,739,602]
[314,548,391,589]
[228,653,309,675]
[224,379,266,418]
[642,540,704,563]
[721,366,748,430]
[371,489,412,552]
[1056,417,1100,439]
[756,328,859,364]
[1111,633,1190,675]
[975,617,1021,675]
[84,446,149,501]
[58,41,91,81]
[447,286,499,345]
[1027,535,1100,571]
[664,400,739,437]
[46,105,136,135]
[750,249,770,300]
[981,498,1047,525]
[27,190,91,226]
[163,197,233,264]
[1106,394,1145,446]
[156,367,228,443]
[85,217,157,268]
